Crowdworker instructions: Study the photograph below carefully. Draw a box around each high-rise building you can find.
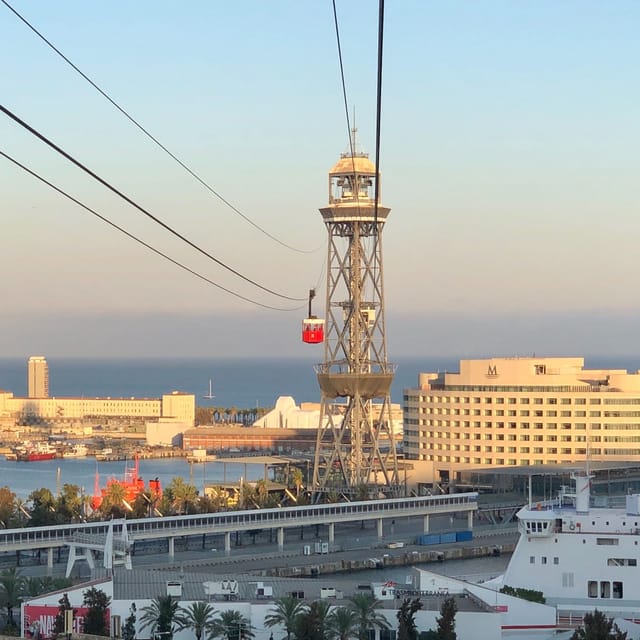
[27,356,49,398]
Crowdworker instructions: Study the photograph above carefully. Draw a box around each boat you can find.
[91,454,162,510]
[203,379,215,400]
[62,443,89,458]
[15,441,57,462]
[493,469,640,621]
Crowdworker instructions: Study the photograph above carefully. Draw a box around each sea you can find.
[1,354,639,499]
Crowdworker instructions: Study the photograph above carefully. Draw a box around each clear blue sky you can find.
[2,1,639,358]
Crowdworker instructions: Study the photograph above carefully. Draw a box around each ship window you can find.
[530,556,535,564]
[563,573,574,587]
[588,581,598,598]
[607,558,637,566]
[541,556,547,564]
[613,582,623,599]
[601,582,610,598]
[554,557,559,565]
[596,538,619,545]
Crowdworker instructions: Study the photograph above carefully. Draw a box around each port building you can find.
[0,390,195,426]
[403,356,640,487]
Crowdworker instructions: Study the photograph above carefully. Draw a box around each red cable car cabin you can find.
[302,317,325,344]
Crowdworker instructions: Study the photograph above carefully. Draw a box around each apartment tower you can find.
[27,356,49,398]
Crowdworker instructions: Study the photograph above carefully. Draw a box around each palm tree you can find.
[210,610,254,640]
[327,606,359,640]
[348,593,390,640]
[166,477,199,515]
[0,567,25,628]
[293,600,331,640]
[139,595,181,640]
[176,601,218,640]
[100,481,127,518]
[264,596,308,640]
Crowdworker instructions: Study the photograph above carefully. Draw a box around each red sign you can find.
[24,605,109,640]
[494,605,509,612]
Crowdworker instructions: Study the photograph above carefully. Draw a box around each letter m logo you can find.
[486,364,498,378]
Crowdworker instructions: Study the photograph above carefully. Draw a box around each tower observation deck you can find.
[312,137,401,497]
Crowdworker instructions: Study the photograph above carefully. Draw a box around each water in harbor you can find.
[0,456,265,500]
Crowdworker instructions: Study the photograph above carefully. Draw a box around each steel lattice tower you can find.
[312,137,401,497]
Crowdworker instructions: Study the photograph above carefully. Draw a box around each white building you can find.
[404,356,640,486]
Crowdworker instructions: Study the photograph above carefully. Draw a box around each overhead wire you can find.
[0,102,305,302]
[0,148,304,312]
[0,0,320,255]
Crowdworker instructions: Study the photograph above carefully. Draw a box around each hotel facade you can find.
[403,357,640,485]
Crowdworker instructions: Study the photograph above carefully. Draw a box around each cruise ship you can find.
[495,470,640,621]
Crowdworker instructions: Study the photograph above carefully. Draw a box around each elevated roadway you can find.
[0,492,478,572]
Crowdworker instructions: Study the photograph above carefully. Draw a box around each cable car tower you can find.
[312,131,401,497]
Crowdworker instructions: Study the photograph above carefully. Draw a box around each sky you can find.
[2,1,640,358]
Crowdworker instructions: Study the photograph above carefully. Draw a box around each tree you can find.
[82,586,111,636]
[397,598,422,640]
[99,482,128,519]
[348,592,390,640]
[123,603,137,640]
[165,477,199,515]
[293,600,331,640]
[435,597,457,640]
[210,610,254,640]
[56,484,84,523]
[54,593,72,635]
[264,596,308,640]
[27,488,58,526]
[0,486,18,528]
[0,567,25,628]
[327,606,359,640]
[175,602,217,640]
[139,595,181,640]
[571,610,628,640]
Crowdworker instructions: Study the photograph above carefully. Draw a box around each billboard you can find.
[24,605,109,640]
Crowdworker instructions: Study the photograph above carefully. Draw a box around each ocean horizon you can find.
[1,355,639,409]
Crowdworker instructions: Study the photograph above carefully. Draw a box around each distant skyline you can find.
[2,2,639,357]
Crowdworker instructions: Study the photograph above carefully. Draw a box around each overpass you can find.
[0,492,478,575]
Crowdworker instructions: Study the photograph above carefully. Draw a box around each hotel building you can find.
[403,357,640,486]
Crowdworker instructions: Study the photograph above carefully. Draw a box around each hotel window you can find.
[496,398,504,404]
[520,398,530,404]
[548,398,557,404]
[547,410,557,417]
[534,398,543,404]
[575,398,586,405]
[590,411,601,417]
[508,398,517,404]
[520,410,530,416]
[496,458,504,464]
[561,411,571,417]
[590,398,601,404]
